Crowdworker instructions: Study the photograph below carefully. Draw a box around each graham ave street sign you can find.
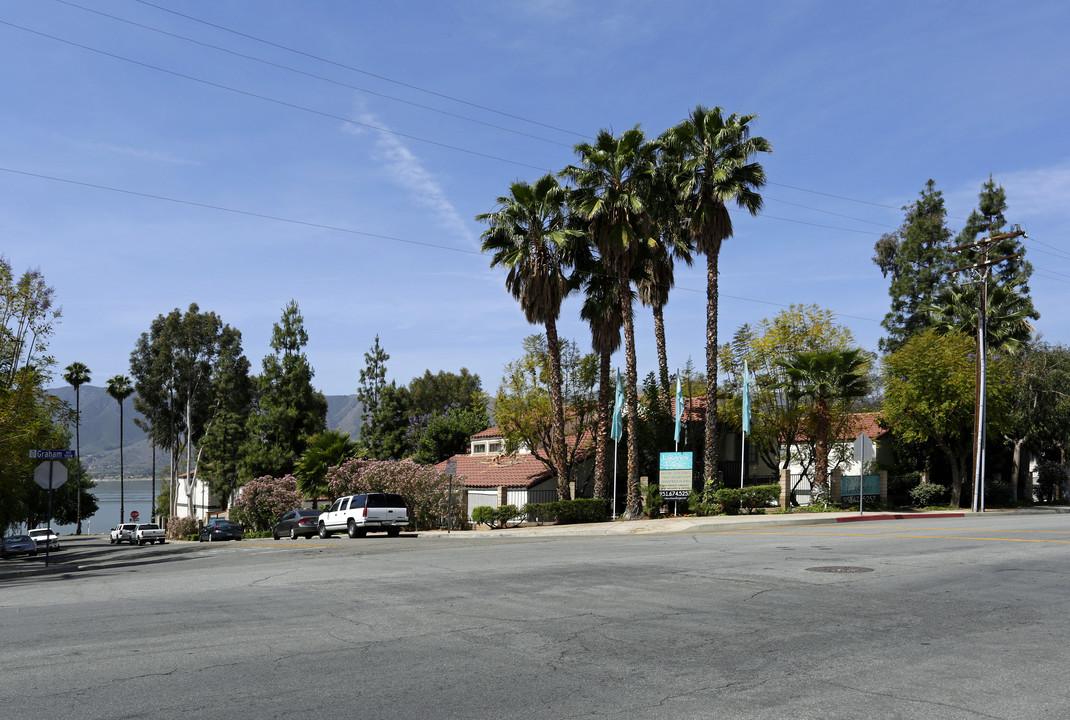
[29,449,76,459]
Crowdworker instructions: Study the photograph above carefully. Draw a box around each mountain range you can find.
[47,385,363,481]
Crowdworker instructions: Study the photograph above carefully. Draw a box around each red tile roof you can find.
[436,452,552,489]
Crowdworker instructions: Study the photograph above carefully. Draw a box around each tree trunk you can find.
[621,276,642,518]
[813,399,830,493]
[186,396,195,516]
[75,387,82,534]
[703,250,721,491]
[544,320,570,500]
[653,303,670,395]
[119,403,125,524]
[594,351,611,500]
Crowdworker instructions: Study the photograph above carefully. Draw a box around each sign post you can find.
[852,434,874,516]
[31,450,74,567]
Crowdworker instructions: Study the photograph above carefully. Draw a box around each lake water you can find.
[51,478,158,535]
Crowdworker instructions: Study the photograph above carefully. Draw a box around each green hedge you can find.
[709,484,780,515]
[522,498,609,525]
[472,504,522,529]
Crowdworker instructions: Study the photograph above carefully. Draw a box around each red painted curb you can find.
[836,512,965,523]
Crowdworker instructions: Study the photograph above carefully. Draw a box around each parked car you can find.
[2,535,38,559]
[110,523,139,545]
[198,518,243,542]
[272,509,323,540]
[318,492,409,539]
[133,523,167,545]
[28,527,60,552]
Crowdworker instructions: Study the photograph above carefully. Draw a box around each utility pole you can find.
[949,226,1025,512]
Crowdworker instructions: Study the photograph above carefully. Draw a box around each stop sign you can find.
[131,510,140,520]
[33,461,68,490]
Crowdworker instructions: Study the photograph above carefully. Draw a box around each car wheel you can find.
[319,522,330,539]
[138,539,145,546]
[347,519,359,538]
[209,533,215,542]
[290,528,297,540]
[273,531,280,540]
[159,539,166,545]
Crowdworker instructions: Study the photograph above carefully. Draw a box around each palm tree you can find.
[565,127,657,517]
[576,250,626,502]
[106,374,135,523]
[478,173,581,500]
[639,152,693,395]
[295,430,357,508]
[63,361,91,533]
[776,349,869,496]
[662,106,771,492]
[930,276,1036,353]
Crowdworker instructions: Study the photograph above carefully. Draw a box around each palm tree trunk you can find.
[75,387,82,534]
[544,320,570,500]
[813,400,830,493]
[653,303,670,395]
[621,276,642,518]
[703,251,721,491]
[594,351,611,499]
[119,402,125,523]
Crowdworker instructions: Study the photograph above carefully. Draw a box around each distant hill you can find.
[48,385,362,480]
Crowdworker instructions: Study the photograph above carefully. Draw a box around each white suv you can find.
[318,493,409,538]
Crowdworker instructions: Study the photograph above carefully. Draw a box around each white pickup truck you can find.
[109,523,138,545]
[133,523,167,545]
[318,492,409,538]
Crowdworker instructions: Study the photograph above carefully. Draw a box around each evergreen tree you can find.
[198,325,253,508]
[356,335,389,433]
[243,301,328,479]
[873,179,954,354]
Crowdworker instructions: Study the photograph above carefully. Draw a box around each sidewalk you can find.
[427,508,971,539]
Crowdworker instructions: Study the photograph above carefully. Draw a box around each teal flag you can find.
[742,360,751,435]
[674,372,684,443]
[610,370,624,441]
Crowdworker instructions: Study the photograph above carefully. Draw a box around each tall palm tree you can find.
[930,276,1036,353]
[662,106,771,492]
[565,126,657,517]
[63,361,91,534]
[106,374,135,523]
[639,152,693,395]
[776,349,869,496]
[576,250,626,502]
[478,173,581,500]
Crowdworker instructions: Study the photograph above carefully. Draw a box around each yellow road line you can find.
[713,529,1070,544]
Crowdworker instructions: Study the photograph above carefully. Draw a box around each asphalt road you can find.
[3,513,1070,719]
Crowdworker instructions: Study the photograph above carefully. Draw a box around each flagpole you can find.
[612,438,618,521]
[740,429,745,489]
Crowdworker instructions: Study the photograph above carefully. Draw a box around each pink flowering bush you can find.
[326,459,465,531]
[231,475,302,530]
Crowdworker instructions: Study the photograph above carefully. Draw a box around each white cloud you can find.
[87,140,198,165]
[343,107,477,248]
[949,160,1070,221]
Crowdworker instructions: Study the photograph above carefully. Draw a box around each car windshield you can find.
[6,535,31,542]
[139,524,160,530]
[213,521,239,528]
[296,510,321,517]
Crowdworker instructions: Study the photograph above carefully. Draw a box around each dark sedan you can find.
[198,519,243,542]
[272,509,323,540]
[2,535,39,559]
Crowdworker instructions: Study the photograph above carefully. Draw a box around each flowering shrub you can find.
[167,516,200,540]
[231,475,302,530]
[326,458,463,530]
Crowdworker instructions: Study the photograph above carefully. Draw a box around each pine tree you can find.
[242,301,327,479]
[873,179,954,354]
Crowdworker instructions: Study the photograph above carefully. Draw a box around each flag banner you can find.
[742,359,751,435]
[610,369,624,441]
[674,373,684,444]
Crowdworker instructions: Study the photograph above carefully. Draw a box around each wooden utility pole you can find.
[949,227,1025,512]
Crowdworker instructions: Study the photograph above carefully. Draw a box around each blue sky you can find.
[4,0,1069,397]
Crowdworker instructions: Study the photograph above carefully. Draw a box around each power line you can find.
[131,0,588,139]
[0,164,884,324]
[52,0,574,149]
[0,19,550,173]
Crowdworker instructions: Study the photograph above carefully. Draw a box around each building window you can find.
[472,443,486,454]
[487,441,502,453]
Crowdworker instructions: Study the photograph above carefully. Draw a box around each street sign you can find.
[853,433,874,465]
[131,510,140,520]
[34,461,69,490]
[29,449,76,459]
